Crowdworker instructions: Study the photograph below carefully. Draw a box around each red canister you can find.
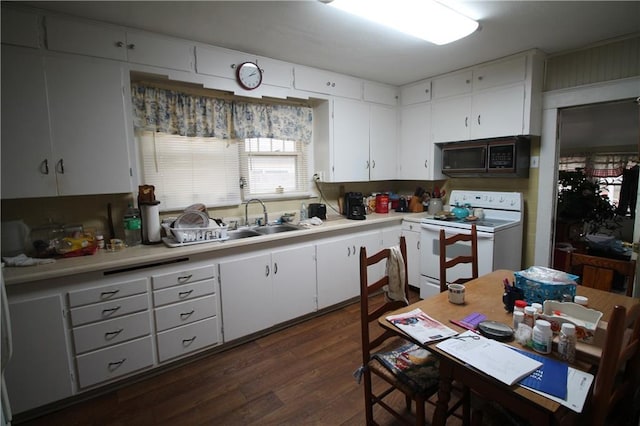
[375,193,389,213]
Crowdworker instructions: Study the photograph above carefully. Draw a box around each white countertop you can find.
[3,212,426,285]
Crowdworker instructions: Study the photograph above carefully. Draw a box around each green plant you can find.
[557,170,621,234]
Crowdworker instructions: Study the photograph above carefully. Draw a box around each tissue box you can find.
[540,300,603,343]
[514,266,578,305]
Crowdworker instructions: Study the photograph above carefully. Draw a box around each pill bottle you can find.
[574,295,589,307]
[531,302,543,315]
[514,300,527,313]
[558,323,577,363]
[513,310,525,330]
[523,306,536,328]
[532,319,552,354]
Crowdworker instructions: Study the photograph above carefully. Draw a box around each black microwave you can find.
[440,136,531,177]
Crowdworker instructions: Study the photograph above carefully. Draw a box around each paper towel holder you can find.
[138,185,162,245]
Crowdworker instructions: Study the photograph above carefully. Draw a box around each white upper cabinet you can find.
[1,7,41,48]
[369,104,398,180]
[431,52,543,142]
[294,66,362,99]
[45,15,194,72]
[45,54,132,196]
[364,81,398,106]
[400,80,432,105]
[255,56,293,88]
[330,98,370,182]
[1,46,57,199]
[399,102,442,180]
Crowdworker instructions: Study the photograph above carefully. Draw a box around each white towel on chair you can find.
[384,245,408,304]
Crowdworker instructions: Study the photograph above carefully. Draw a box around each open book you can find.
[436,330,542,386]
[386,308,458,344]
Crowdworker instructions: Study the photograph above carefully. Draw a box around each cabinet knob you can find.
[371,160,376,169]
[180,310,195,319]
[40,159,49,175]
[177,274,193,283]
[331,82,336,87]
[56,158,65,174]
[477,115,481,125]
[108,359,126,370]
[274,262,278,275]
[466,79,471,84]
[424,160,428,169]
[425,88,429,93]
[231,64,237,69]
[127,44,135,50]
[182,336,197,345]
[477,76,483,81]
[116,41,125,48]
[326,81,331,86]
[465,117,468,128]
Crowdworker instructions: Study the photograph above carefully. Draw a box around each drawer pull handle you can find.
[102,306,121,316]
[100,290,120,298]
[105,328,124,339]
[177,274,193,283]
[180,310,195,319]
[108,358,126,371]
[178,289,194,298]
[182,336,197,346]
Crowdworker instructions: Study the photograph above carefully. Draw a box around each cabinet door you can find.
[125,31,194,72]
[401,226,421,287]
[5,295,73,414]
[473,56,526,92]
[471,84,525,139]
[400,80,431,105]
[399,102,434,180]
[256,56,293,88]
[45,54,132,196]
[1,47,57,199]
[316,231,379,309]
[332,98,370,182]
[1,7,41,48]
[364,81,397,106]
[45,15,128,61]
[219,253,274,341]
[432,70,472,99]
[272,244,316,324]
[369,104,397,181]
[431,95,471,143]
[195,45,256,79]
[294,66,362,99]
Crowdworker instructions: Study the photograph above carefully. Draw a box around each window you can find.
[240,137,309,198]
[137,131,240,210]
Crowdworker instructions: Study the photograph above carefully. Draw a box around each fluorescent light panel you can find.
[328,0,479,45]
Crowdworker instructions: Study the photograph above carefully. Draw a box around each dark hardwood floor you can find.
[17,289,461,425]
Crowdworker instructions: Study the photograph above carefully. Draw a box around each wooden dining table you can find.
[379,269,640,426]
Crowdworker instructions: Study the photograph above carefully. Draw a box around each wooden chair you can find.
[358,236,439,425]
[585,303,640,425]
[439,224,479,293]
[570,252,636,296]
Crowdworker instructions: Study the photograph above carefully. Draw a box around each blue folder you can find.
[511,347,569,400]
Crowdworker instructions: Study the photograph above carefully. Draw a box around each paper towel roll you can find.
[141,203,161,243]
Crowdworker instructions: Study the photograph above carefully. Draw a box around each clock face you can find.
[236,62,262,90]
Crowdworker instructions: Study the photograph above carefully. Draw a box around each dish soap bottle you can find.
[300,202,308,221]
[123,204,142,247]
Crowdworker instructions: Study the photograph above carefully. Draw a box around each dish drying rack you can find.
[162,222,229,246]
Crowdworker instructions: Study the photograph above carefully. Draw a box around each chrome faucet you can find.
[244,198,268,227]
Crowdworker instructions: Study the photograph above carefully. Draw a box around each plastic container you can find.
[558,323,577,363]
[531,302,543,315]
[514,300,528,313]
[532,319,552,354]
[300,202,308,221]
[375,194,389,213]
[523,306,536,328]
[123,204,142,247]
[513,310,525,330]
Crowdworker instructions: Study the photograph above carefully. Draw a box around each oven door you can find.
[420,223,495,287]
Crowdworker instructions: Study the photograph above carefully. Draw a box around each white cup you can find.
[448,283,465,304]
[473,208,485,219]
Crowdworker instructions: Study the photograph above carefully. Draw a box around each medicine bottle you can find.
[513,310,525,330]
[558,323,577,363]
[523,306,536,328]
[514,300,527,313]
[531,302,543,315]
[532,319,552,354]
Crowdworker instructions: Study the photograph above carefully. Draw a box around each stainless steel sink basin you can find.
[226,229,261,240]
[254,224,302,235]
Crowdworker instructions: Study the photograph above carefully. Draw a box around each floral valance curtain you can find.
[131,83,313,143]
[232,102,313,144]
[131,83,231,138]
[559,153,638,178]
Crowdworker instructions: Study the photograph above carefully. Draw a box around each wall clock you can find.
[236,62,263,90]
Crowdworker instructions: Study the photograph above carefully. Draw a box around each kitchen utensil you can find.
[174,210,209,229]
[427,198,443,215]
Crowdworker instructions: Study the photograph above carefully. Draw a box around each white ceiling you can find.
[17,1,640,86]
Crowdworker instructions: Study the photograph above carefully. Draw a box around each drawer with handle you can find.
[70,293,149,327]
[68,278,147,307]
[75,335,153,389]
[152,278,215,307]
[154,294,217,332]
[151,265,215,290]
[156,316,220,362]
[72,311,151,354]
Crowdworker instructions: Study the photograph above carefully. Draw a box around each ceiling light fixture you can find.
[326,0,479,45]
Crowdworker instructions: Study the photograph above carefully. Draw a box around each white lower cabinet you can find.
[219,243,316,342]
[4,295,74,414]
[75,336,154,389]
[156,316,220,362]
[316,230,381,309]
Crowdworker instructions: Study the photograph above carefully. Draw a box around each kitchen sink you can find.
[254,224,302,235]
[226,229,261,240]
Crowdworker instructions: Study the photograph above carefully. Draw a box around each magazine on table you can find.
[386,308,458,344]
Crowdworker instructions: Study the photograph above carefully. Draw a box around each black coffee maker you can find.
[344,192,366,220]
